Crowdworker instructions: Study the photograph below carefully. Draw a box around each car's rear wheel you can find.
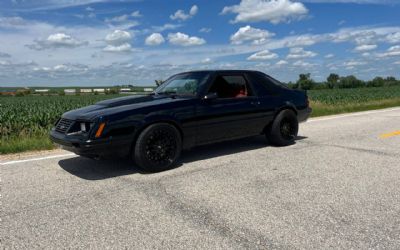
[134,123,182,172]
[266,109,298,146]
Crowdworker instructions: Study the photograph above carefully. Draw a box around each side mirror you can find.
[203,92,218,100]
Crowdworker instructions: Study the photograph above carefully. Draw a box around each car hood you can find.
[62,94,192,120]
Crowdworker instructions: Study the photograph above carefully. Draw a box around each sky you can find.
[0,0,400,86]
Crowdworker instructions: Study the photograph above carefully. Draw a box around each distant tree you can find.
[327,73,340,89]
[339,75,364,88]
[15,91,25,97]
[15,89,30,97]
[286,81,296,89]
[384,76,398,86]
[296,73,315,90]
[108,88,118,94]
[313,82,328,90]
[367,77,385,87]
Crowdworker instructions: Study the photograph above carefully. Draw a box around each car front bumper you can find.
[50,129,132,158]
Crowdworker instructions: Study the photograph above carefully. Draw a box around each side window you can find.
[208,75,253,98]
[249,72,282,96]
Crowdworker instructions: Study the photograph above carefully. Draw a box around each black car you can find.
[50,70,311,172]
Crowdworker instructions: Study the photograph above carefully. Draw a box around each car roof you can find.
[177,70,264,75]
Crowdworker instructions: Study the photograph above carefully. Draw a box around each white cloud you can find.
[378,45,400,57]
[325,54,335,58]
[221,0,308,24]
[170,10,190,21]
[168,32,206,46]
[103,30,133,52]
[105,30,132,45]
[230,25,275,45]
[300,0,397,3]
[343,60,367,67]
[247,50,278,60]
[293,60,315,67]
[201,58,213,64]
[131,10,142,17]
[170,5,198,21]
[0,52,11,58]
[199,27,212,33]
[145,33,165,46]
[27,33,88,50]
[287,47,317,59]
[330,29,380,45]
[106,14,129,23]
[361,52,371,57]
[354,44,377,51]
[2,14,400,86]
[151,23,183,33]
[103,43,133,52]
[33,63,88,73]
[104,13,140,29]
[386,32,400,44]
[6,0,127,11]
[276,60,288,65]
[0,60,11,66]
[190,5,199,16]
[284,34,318,47]
[0,16,32,29]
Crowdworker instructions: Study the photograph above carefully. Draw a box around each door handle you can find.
[251,101,261,106]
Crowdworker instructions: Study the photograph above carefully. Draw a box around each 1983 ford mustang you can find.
[50,70,311,172]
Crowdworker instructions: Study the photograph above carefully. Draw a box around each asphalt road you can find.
[1,108,400,249]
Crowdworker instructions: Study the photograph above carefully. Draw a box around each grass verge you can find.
[0,135,53,155]
[1,99,400,155]
[310,98,400,117]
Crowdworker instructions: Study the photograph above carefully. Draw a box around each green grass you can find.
[0,135,53,154]
[1,86,400,155]
[310,98,400,117]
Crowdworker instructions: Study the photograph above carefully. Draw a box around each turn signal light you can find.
[95,123,106,138]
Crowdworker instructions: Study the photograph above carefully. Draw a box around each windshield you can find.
[155,72,210,96]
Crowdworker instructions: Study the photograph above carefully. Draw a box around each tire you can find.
[134,123,182,172]
[266,109,298,146]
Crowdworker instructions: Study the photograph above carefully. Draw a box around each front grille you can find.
[55,118,74,134]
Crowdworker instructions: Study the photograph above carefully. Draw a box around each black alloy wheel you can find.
[279,117,297,140]
[134,123,182,172]
[266,109,299,146]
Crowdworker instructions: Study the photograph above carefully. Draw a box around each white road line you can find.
[1,107,399,165]
[0,153,76,166]
[308,107,400,123]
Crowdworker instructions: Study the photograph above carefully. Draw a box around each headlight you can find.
[67,121,93,135]
[80,122,93,132]
[80,122,87,132]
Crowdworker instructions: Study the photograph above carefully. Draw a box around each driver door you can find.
[195,73,265,145]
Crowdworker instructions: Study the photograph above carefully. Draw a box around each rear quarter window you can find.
[248,72,283,96]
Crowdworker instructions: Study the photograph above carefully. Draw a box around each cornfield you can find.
[0,95,121,140]
[1,86,400,141]
[308,86,400,105]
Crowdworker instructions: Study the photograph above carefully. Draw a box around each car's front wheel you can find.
[134,123,182,172]
[266,109,298,146]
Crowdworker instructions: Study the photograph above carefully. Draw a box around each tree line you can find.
[287,74,400,90]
